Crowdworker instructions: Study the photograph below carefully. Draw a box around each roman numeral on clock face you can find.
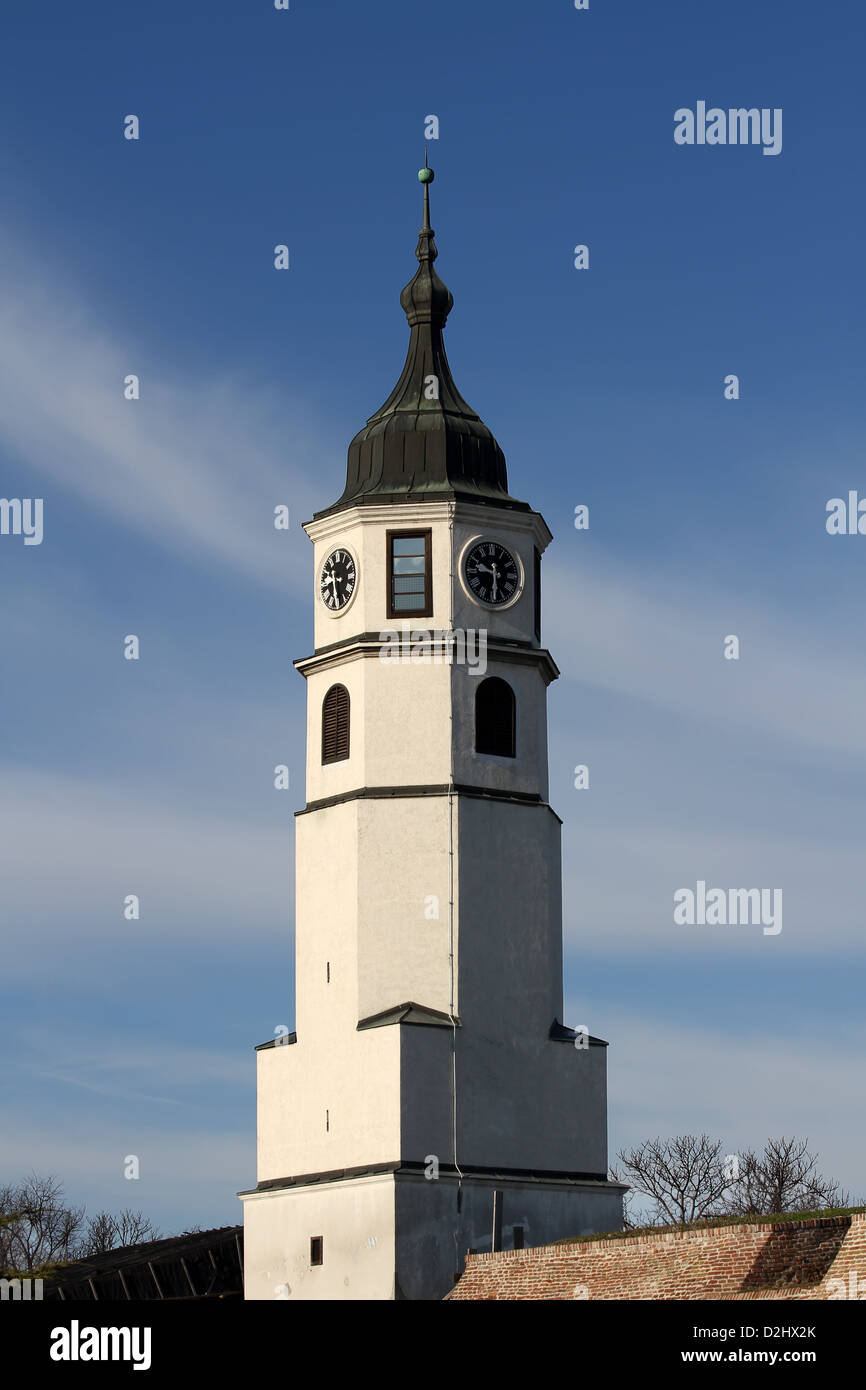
[320,548,358,611]
[464,541,520,607]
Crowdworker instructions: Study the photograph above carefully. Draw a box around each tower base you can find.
[240,1163,625,1300]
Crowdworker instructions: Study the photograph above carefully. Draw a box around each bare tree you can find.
[77,1211,116,1257]
[1,1178,164,1271]
[78,1209,161,1256]
[615,1135,730,1226]
[725,1137,849,1216]
[114,1209,161,1247]
[0,1175,84,1273]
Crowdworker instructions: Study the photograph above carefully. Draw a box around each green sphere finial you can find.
[418,166,434,184]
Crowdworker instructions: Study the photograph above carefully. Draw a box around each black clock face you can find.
[463,541,520,607]
[320,548,357,611]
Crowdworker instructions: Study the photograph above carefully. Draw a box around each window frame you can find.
[386,528,433,620]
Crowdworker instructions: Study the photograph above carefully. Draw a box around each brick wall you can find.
[447,1213,866,1300]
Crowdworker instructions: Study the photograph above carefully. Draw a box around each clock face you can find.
[319,547,357,612]
[463,540,521,607]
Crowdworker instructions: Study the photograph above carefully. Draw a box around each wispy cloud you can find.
[0,768,293,978]
[560,819,864,956]
[0,229,330,591]
[547,549,866,760]
[542,548,866,957]
[0,1121,252,1230]
[15,1026,251,1105]
[582,1003,865,1202]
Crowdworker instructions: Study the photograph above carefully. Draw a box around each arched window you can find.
[322,684,350,764]
[475,677,515,758]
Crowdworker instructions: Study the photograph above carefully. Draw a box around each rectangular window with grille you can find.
[387,530,432,617]
[310,1236,323,1266]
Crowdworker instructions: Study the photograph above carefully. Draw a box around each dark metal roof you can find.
[244,1160,611,1195]
[314,166,528,520]
[256,1030,297,1050]
[549,1019,608,1046]
[357,1000,460,1030]
[43,1225,243,1301]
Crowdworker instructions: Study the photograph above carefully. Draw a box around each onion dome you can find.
[315,159,527,519]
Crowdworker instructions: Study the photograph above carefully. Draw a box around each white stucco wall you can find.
[241,1170,624,1301]
[395,1173,625,1300]
[242,1173,397,1301]
[244,493,620,1300]
[304,501,551,657]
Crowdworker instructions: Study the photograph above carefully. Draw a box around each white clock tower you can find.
[240,165,624,1300]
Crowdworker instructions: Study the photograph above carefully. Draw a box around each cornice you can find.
[296,783,562,824]
[294,634,560,685]
[304,499,553,552]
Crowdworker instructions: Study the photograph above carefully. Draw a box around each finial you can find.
[418,148,434,230]
[401,153,451,324]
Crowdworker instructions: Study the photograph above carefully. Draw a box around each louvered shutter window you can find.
[475,677,516,758]
[322,684,350,764]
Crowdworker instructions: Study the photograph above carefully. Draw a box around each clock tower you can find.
[240,165,624,1300]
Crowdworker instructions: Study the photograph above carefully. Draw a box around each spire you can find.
[399,151,454,330]
[422,146,432,229]
[315,161,527,519]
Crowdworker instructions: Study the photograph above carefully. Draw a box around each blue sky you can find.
[1,0,864,1233]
